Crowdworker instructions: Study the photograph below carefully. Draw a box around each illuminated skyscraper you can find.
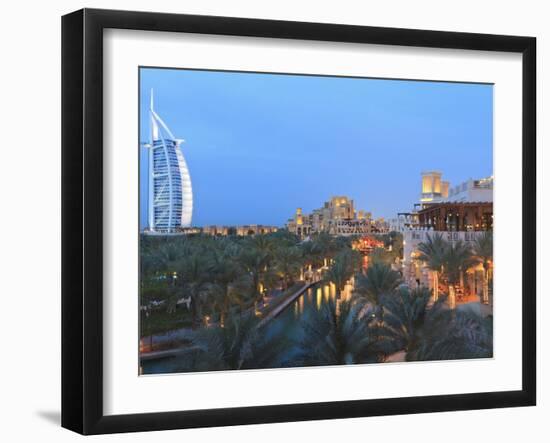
[143,90,192,233]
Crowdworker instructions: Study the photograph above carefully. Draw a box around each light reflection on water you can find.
[141,280,355,375]
[275,281,354,324]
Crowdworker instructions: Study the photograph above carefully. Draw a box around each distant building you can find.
[286,196,380,237]
[181,225,278,236]
[235,225,279,236]
[200,225,230,236]
[328,219,373,236]
[328,196,355,220]
[357,210,372,220]
[284,208,308,237]
[142,90,193,234]
[371,217,390,234]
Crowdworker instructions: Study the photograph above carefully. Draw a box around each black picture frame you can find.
[62,8,536,435]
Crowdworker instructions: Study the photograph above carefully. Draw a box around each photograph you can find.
[138,67,494,375]
[0,1,542,439]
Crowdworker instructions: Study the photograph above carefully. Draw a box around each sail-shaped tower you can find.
[144,90,193,233]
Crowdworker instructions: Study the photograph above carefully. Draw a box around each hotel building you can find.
[142,90,193,233]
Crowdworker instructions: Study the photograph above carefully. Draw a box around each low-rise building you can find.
[395,171,494,306]
[416,201,493,231]
[372,217,390,234]
[327,219,372,236]
[181,225,278,236]
[402,228,490,298]
[235,225,279,236]
[390,172,493,233]
[447,176,493,202]
[388,212,420,232]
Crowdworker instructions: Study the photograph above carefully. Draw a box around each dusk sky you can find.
[139,67,493,228]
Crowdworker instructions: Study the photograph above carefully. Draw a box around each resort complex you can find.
[139,165,494,374]
[138,87,493,375]
[286,196,389,237]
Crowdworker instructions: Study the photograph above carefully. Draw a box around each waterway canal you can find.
[141,280,354,375]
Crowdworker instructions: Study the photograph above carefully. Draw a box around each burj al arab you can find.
[143,90,193,233]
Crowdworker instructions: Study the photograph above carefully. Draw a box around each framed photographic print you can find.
[61,8,536,435]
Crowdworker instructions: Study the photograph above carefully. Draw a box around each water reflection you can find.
[277,280,354,324]
[142,280,356,375]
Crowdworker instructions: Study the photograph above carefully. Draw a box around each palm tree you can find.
[368,247,394,266]
[175,252,212,328]
[274,246,303,290]
[314,232,337,267]
[238,248,272,301]
[354,262,401,323]
[323,249,358,300]
[407,309,493,361]
[300,239,323,274]
[210,244,243,326]
[377,285,492,361]
[139,275,178,351]
[388,231,404,257]
[417,233,447,302]
[181,313,291,371]
[377,286,446,358]
[295,298,380,366]
[246,235,275,258]
[268,229,300,247]
[441,240,476,309]
[472,231,493,305]
[140,236,190,282]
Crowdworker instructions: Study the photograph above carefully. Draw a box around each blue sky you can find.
[139,68,493,228]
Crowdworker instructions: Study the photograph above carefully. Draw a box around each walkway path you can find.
[257,281,318,328]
